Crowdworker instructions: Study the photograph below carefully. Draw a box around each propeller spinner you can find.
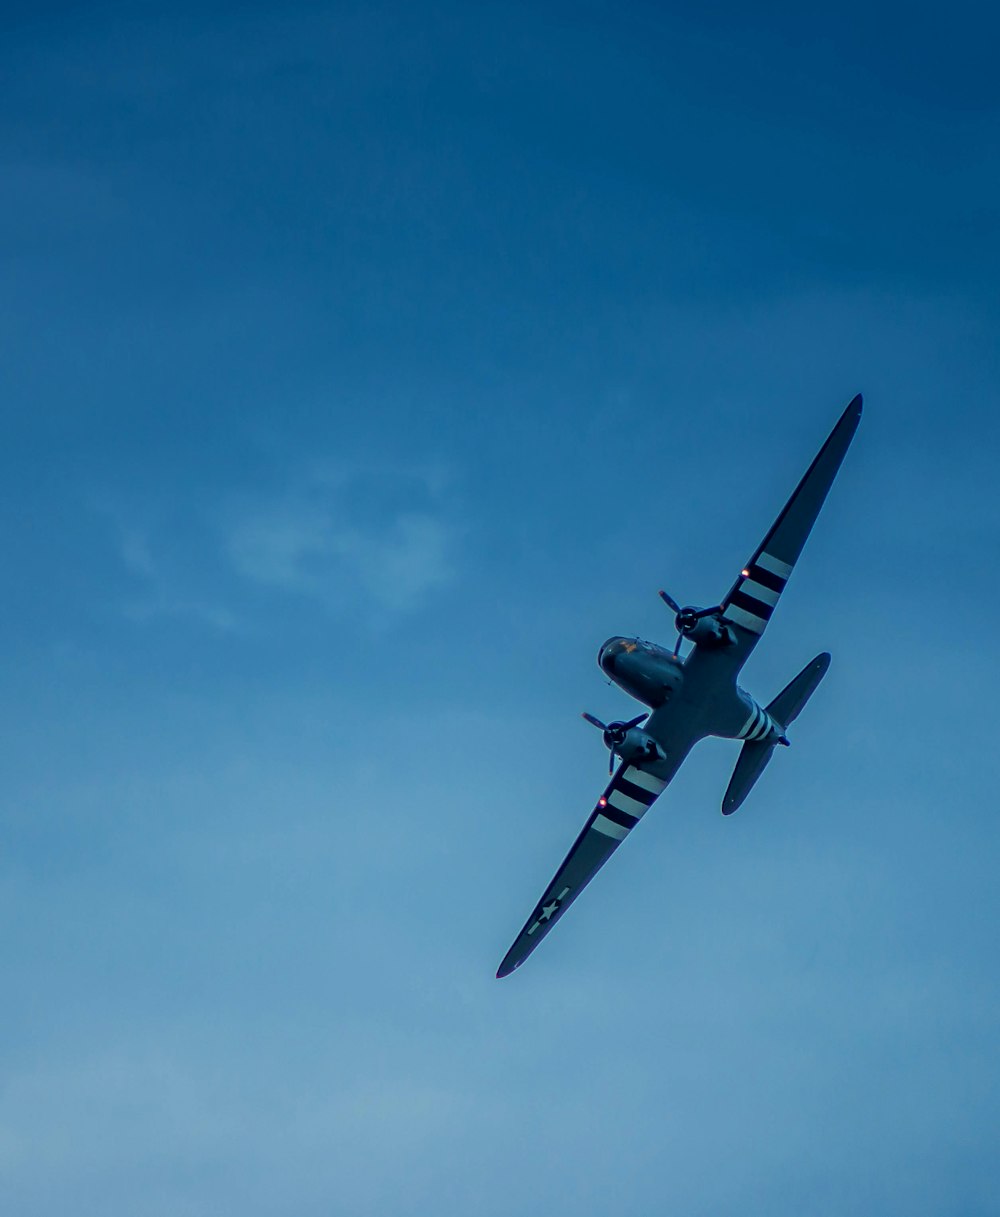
[658,590,724,655]
[582,711,650,772]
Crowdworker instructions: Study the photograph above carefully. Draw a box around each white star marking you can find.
[526,888,571,935]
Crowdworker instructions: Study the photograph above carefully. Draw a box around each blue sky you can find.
[2,4,999,1214]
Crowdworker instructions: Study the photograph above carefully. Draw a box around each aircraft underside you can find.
[497,395,862,977]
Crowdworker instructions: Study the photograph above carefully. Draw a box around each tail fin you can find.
[721,652,831,816]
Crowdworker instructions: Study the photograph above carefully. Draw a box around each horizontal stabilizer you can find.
[722,652,831,816]
[722,739,776,816]
[766,652,831,727]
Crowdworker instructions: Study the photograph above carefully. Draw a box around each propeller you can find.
[583,711,649,772]
[658,590,723,655]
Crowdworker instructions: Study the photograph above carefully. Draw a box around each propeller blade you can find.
[625,713,649,729]
[609,749,615,774]
[582,712,607,731]
[658,589,681,613]
[673,633,683,657]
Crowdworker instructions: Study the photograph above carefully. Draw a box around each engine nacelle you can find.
[618,727,666,767]
[684,614,736,649]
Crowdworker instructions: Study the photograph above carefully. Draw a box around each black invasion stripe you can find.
[597,802,639,831]
[742,704,761,738]
[730,589,775,621]
[616,776,658,807]
[748,711,769,741]
[755,713,774,740]
[747,564,787,594]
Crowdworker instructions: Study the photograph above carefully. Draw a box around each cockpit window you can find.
[599,637,644,662]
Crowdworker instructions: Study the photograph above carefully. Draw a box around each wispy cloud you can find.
[103,461,462,630]
[225,501,455,613]
[119,595,242,633]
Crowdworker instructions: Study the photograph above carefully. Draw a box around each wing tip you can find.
[496,941,524,978]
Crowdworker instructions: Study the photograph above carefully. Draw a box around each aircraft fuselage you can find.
[599,633,781,747]
[598,636,683,708]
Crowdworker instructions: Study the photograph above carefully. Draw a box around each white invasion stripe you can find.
[757,551,793,579]
[738,705,760,739]
[741,578,780,607]
[726,602,767,634]
[749,712,771,741]
[593,813,629,840]
[608,790,649,819]
[622,767,666,795]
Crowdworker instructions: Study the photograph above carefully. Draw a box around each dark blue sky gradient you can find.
[2,5,999,1215]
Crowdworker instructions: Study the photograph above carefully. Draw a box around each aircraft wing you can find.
[720,394,862,659]
[496,762,668,978]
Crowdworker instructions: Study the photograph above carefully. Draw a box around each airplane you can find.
[497,394,863,978]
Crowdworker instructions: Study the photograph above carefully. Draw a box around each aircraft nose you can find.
[598,637,620,673]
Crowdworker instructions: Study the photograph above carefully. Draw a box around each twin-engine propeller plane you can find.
[497,395,863,978]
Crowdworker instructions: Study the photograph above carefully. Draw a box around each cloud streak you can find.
[221,459,460,616]
[104,461,462,631]
[225,500,455,613]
